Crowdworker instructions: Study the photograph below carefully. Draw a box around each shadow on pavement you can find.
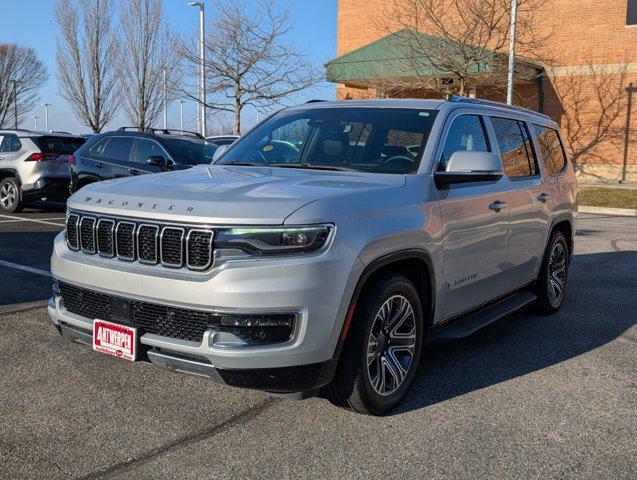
[393,250,637,415]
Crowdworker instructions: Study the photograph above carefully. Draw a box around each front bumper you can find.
[49,231,363,391]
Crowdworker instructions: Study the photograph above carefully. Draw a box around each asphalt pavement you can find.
[0,208,635,479]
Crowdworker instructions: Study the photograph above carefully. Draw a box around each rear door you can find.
[102,136,136,179]
[0,134,24,167]
[436,111,511,319]
[487,117,549,286]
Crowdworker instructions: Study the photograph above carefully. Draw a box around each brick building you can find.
[327,0,637,182]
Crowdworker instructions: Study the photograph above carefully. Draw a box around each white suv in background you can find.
[0,130,86,212]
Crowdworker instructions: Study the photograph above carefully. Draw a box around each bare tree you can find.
[119,0,176,130]
[375,0,552,97]
[0,44,48,128]
[55,0,121,133]
[549,63,629,177]
[177,0,321,134]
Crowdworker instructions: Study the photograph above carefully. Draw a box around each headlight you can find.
[215,225,332,256]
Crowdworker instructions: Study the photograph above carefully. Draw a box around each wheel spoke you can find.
[370,356,385,393]
[383,354,403,390]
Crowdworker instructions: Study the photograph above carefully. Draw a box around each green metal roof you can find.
[326,29,542,85]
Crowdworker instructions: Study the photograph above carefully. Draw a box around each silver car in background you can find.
[0,130,86,212]
[48,98,577,415]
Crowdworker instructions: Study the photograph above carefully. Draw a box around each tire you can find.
[0,177,23,213]
[533,230,569,315]
[325,273,425,415]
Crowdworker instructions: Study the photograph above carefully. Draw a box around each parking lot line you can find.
[0,213,66,226]
[0,259,51,277]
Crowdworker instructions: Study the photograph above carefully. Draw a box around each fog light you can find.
[213,313,297,346]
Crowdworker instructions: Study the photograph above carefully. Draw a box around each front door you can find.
[436,113,510,319]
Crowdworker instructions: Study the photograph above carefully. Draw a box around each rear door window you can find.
[490,117,537,178]
[105,137,134,162]
[533,125,566,175]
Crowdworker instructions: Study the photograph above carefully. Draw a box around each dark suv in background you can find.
[69,128,218,193]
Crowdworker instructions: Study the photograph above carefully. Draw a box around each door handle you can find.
[96,162,104,168]
[537,193,550,203]
[489,200,507,212]
[0,156,5,161]
[129,168,141,175]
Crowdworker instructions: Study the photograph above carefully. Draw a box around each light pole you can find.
[506,0,519,105]
[163,67,168,129]
[179,100,184,131]
[42,103,51,132]
[188,2,206,136]
[33,116,39,131]
[11,80,19,129]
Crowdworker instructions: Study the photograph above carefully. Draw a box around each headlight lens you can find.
[215,225,332,256]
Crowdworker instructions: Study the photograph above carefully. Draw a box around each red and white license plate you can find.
[93,320,137,361]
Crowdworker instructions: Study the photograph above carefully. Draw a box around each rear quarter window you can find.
[532,125,567,175]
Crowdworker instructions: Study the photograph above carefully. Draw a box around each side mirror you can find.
[146,155,171,171]
[435,151,503,188]
[212,144,228,162]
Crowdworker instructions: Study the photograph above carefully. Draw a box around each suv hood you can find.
[69,165,406,224]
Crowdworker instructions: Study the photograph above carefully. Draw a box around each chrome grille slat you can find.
[137,224,159,264]
[66,212,213,271]
[79,216,96,254]
[96,219,115,257]
[160,227,185,268]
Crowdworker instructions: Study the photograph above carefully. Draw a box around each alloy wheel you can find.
[548,242,567,304]
[366,295,417,396]
[0,183,16,210]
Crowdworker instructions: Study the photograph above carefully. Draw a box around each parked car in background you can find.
[69,128,218,193]
[205,135,239,146]
[0,130,86,212]
[50,98,577,415]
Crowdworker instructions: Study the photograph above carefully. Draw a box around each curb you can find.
[579,206,637,217]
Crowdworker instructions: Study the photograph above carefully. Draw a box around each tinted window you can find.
[35,136,85,155]
[491,117,537,178]
[1,134,22,152]
[161,138,217,165]
[89,138,110,156]
[440,115,490,169]
[134,139,166,164]
[533,125,566,175]
[217,107,437,174]
[628,0,637,25]
[105,137,134,161]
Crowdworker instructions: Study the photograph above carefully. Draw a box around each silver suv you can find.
[0,130,86,212]
[48,98,577,415]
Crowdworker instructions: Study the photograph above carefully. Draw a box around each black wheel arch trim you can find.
[548,214,574,256]
[333,248,436,360]
[0,168,21,185]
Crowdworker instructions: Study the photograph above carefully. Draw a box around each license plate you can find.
[93,320,137,361]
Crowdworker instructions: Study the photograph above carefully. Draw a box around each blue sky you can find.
[0,0,337,133]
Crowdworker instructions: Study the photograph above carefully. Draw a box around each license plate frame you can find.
[93,320,137,361]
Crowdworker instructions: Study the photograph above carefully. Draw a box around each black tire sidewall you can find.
[0,177,22,213]
[536,230,569,313]
[354,275,425,414]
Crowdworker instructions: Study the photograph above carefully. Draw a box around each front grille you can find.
[59,282,217,342]
[161,227,184,268]
[66,211,214,271]
[66,214,79,250]
[96,219,115,257]
[80,217,96,253]
[116,222,136,261]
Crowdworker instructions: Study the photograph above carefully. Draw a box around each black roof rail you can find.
[447,96,551,120]
[116,127,203,139]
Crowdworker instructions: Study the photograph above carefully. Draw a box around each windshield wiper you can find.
[268,163,356,172]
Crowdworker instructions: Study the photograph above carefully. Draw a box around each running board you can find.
[434,291,537,342]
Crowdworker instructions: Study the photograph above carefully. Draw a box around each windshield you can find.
[216,107,437,174]
[161,138,218,165]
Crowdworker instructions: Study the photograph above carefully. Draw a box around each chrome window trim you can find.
[66,213,80,251]
[160,226,185,268]
[96,218,115,258]
[115,221,137,262]
[137,224,160,265]
[79,216,97,254]
[186,229,214,271]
